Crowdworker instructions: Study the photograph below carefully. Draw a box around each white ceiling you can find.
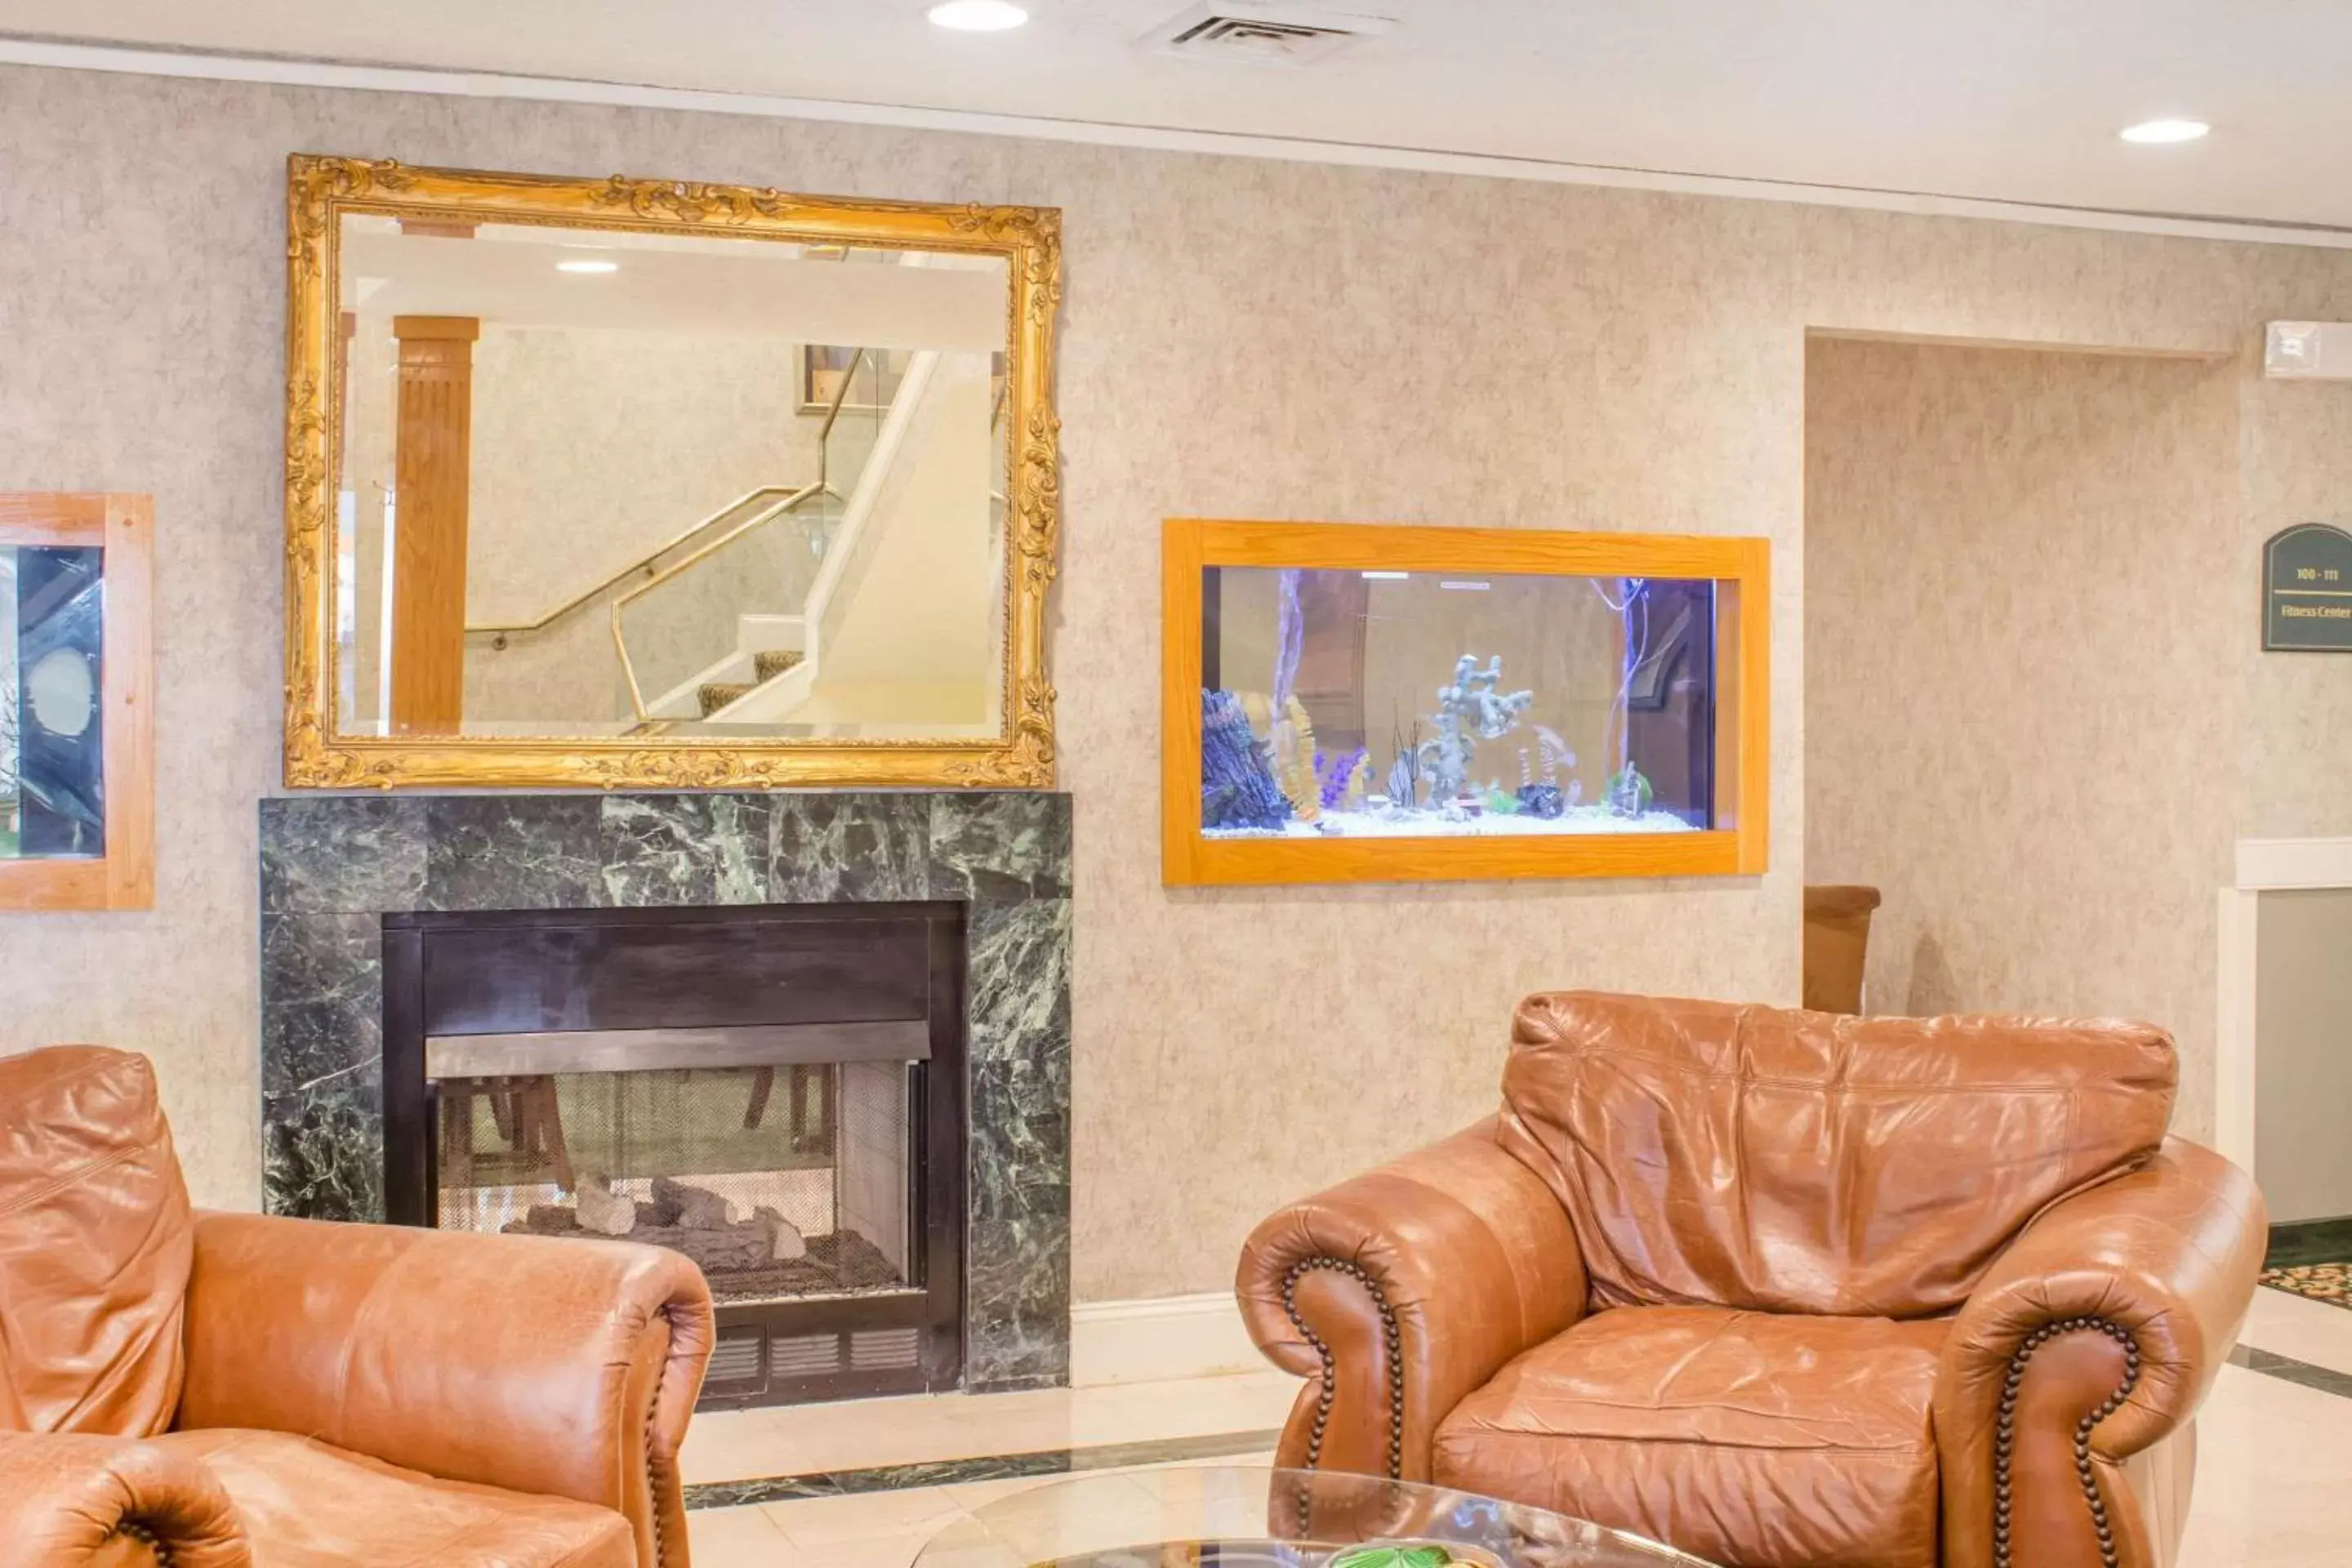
[7,0,2352,230]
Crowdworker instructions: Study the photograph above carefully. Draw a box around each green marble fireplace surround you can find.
[256,791,1071,1391]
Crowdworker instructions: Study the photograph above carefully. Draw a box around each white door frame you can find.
[2214,837,2352,1174]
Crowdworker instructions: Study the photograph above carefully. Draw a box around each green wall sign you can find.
[2265,523,2352,652]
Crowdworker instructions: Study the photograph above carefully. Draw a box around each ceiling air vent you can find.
[1145,2,1392,68]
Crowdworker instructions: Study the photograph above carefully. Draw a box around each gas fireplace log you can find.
[497,1209,905,1297]
[649,1176,734,1232]
[507,1196,809,1271]
[629,1223,775,1274]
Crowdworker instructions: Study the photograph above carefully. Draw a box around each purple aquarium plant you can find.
[1315,746,1368,810]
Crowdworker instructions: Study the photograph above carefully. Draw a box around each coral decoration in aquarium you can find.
[1196,566,1716,841]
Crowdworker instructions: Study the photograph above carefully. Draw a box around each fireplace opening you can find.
[430,1040,914,1303]
[381,902,967,1410]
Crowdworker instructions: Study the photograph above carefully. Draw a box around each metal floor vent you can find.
[737,1328,924,1386]
[771,1334,846,1379]
[850,1328,922,1370]
[706,1333,766,1386]
[1145,3,1392,67]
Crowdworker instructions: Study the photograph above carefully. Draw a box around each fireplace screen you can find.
[429,1040,915,1305]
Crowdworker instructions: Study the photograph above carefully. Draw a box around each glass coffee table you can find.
[911,1465,1717,1566]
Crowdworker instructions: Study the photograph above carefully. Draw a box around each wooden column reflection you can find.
[390,314,478,733]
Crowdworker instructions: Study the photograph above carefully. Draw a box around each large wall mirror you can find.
[284,157,1060,789]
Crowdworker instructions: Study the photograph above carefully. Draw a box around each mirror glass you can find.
[332,216,1011,740]
[1,542,108,859]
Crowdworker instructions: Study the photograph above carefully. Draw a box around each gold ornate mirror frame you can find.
[283,155,1061,790]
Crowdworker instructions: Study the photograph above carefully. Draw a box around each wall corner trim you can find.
[2235,836,2352,891]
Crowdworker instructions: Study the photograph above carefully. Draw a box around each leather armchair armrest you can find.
[1236,1120,1586,1483]
[178,1211,714,1568]
[1934,1138,2266,1568]
[0,1430,249,1568]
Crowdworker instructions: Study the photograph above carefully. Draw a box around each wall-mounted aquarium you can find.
[1161,519,1769,886]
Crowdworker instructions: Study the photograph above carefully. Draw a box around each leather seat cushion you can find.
[1432,1306,1947,1568]
[151,1429,635,1568]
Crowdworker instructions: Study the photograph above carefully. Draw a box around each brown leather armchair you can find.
[1238,993,2265,1568]
[0,1045,715,1567]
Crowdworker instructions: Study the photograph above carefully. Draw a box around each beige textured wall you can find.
[1804,339,2243,1133]
[2235,256,2352,838]
[3,62,2350,1296]
[466,325,817,629]
[2253,888,2352,1223]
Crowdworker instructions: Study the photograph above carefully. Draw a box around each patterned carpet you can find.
[2263,1263,2352,1311]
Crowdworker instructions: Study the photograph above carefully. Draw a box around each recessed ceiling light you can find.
[2120,118,2210,145]
[556,258,619,274]
[929,0,1028,29]
[1361,570,1409,581]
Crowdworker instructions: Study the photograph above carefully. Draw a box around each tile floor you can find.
[680,1368,1298,1565]
[683,1288,2352,1567]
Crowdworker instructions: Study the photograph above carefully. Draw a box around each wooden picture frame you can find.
[1161,518,1770,887]
[0,492,154,911]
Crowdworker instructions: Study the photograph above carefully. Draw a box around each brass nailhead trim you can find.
[1278,1256,1406,1535]
[648,1307,674,1568]
[1991,1316,2143,1568]
[648,1399,667,1568]
[119,1521,172,1566]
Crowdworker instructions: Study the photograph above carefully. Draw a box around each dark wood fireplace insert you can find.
[381,901,966,1409]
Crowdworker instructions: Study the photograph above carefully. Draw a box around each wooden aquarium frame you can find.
[1160,518,1769,887]
[0,492,155,911]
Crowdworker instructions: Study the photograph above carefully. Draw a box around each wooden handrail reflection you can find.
[468,350,878,642]
[463,483,800,640]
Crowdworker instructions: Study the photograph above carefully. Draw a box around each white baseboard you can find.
[1071,1292,1266,1388]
